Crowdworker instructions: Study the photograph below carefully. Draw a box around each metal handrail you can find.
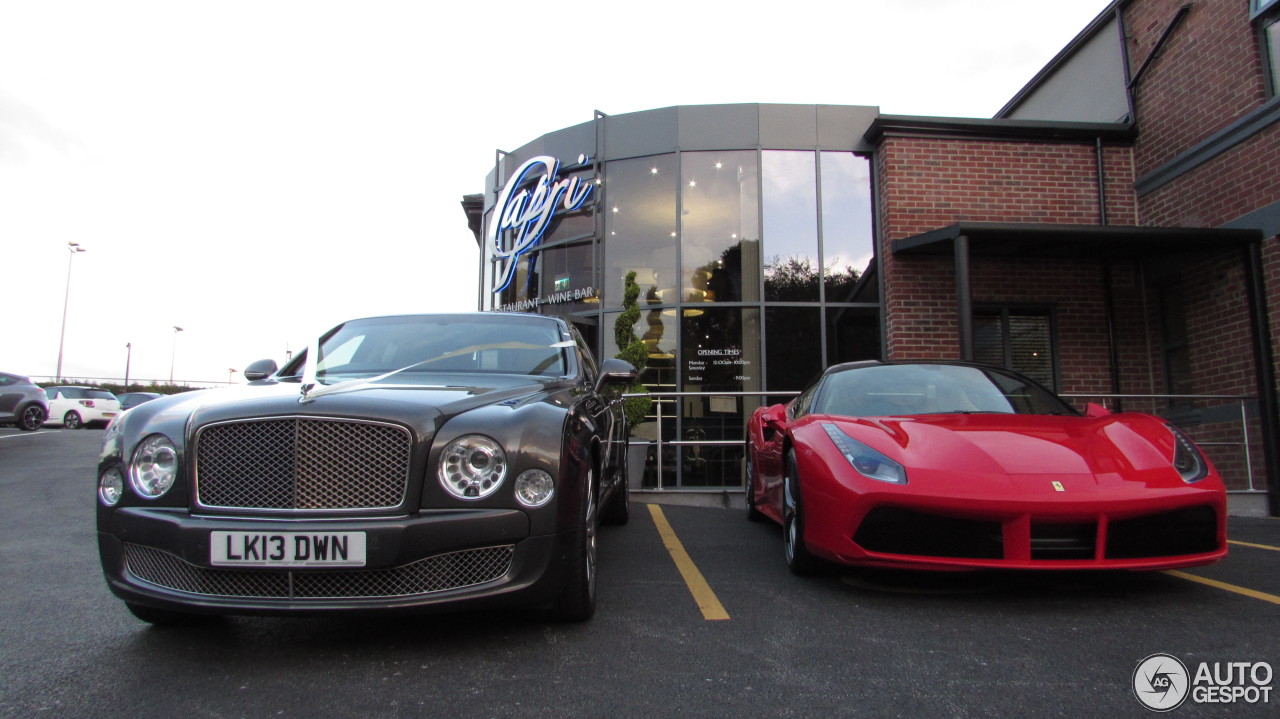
[622,391,797,490]
[622,390,1258,493]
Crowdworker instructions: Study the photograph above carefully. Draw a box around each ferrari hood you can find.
[827,413,1178,479]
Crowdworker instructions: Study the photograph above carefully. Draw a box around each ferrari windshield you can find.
[814,363,1077,417]
[310,315,571,380]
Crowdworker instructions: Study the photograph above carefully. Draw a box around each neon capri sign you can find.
[488,154,594,296]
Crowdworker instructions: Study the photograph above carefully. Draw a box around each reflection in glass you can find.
[825,306,880,366]
[538,240,596,314]
[681,151,760,304]
[603,155,677,310]
[766,308,822,393]
[763,151,820,302]
[821,152,874,302]
[610,308,677,489]
[680,307,761,487]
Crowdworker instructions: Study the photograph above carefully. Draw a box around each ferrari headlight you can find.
[822,423,907,485]
[439,435,507,499]
[129,434,179,499]
[1168,424,1209,483]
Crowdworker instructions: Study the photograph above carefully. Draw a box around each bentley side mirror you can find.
[596,358,638,392]
[243,358,279,382]
[1085,402,1111,418]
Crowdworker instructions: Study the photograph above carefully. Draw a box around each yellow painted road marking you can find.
[1164,570,1280,606]
[1229,539,1280,552]
[647,504,730,621]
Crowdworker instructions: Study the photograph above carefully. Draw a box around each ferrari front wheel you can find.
[783,451,821,575]
[744,442,764,522]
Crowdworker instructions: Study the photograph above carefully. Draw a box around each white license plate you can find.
[210,531,367,567]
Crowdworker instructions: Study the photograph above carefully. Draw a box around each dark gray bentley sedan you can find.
[97,313,635,624]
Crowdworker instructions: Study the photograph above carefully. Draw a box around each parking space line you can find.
[1228,539,1280,552]
[1164,570,1280,606]
[646,504,730,621]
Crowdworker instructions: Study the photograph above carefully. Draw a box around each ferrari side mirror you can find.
[762,404,788,428]
[1085,402,1111,418]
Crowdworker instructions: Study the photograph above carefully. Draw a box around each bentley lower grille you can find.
[123,543,515,599]
[194,417,412,511]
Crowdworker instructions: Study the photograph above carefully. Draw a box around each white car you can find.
[44,386,122,429]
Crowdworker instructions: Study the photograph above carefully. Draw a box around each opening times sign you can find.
[686,347,752,386]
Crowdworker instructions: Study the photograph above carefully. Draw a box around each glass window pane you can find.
[603,155,677,310]
[537,240,596,314]
[681,151,760,304]
[763,151,820,302]
[607,309,677,490]
[820,152,874,302]
[1268,18,1280,95]
[766,307,823,393]
[680,307,761,488]
[825,306,880,366]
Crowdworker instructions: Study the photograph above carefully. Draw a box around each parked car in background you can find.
[746,360,1227,575]
[117,392,162,410]
[0,372,47,431]
[44,386,122,429]
[97,312,637,625]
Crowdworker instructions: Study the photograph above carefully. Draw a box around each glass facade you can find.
[482,107,880,489]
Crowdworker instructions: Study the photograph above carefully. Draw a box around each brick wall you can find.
[1124,0,1270,177]
[1125,0,1280,425]
[877,135,1139,364]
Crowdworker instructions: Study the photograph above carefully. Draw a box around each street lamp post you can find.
[170,326,184,384]
[56,242,86,381]
[228,367,238,385]
[125,342,132,387]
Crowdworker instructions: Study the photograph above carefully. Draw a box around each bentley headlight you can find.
[822,423,907,485]
[99,468,125,506]
[513,469,555,508]
[1168,424,1209,483]
[439,435,507,499]
[129,434,179,499]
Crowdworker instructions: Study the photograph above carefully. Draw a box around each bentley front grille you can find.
[123,543,516,599]
[194,417,412,511]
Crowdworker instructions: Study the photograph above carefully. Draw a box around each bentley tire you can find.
[553,468,598,621]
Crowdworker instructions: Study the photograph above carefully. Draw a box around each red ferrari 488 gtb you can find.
[745,361,1227,574]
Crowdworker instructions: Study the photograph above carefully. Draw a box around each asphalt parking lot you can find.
[1,427,1277,718]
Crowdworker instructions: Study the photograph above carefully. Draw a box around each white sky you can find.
[0,0,1114,386]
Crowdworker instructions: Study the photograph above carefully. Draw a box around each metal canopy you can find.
[892,221,1261,259]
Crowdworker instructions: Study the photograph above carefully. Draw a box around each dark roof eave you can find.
[864,115,1135,145]
[892,222,1262,259]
